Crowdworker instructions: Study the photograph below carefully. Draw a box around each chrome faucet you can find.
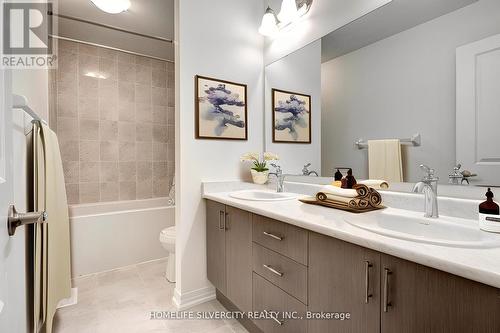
[412,164,439,219]
[269,163,286,193]
[302,163,319,176]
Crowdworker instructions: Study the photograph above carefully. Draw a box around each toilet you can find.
[159,226,176,282]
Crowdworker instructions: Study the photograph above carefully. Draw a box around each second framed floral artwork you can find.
[272,88,311,143]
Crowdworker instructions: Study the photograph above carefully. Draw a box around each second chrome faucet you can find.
[413,164,439,219]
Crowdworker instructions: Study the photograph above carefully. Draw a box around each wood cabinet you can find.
[207,201,500,333]
[308,232,381,333]
[381,254,500,333]
[206,201,253,312]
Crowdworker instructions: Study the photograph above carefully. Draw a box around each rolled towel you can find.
[358,179,389,190]
[367,188,382,207]
[318,185,358,198]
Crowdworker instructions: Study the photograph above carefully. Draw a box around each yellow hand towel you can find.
[368,139,403,183]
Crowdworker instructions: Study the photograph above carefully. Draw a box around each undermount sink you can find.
[229,190,298,201]
[344,208,500,248]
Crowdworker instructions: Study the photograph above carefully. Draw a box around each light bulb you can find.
[90,0,131,14]
[258,7,279,37]
[277,0,299,25]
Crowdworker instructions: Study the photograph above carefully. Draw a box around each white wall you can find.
[322,0,500,182]
[264,0,392,65]
[265,40,321,175]
[175,0,264,308]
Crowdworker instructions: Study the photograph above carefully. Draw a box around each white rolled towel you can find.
[358,179,389,189]
[318,185,358,198]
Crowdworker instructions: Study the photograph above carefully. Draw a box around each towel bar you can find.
[7,204,47,236]
[355,133,421,150]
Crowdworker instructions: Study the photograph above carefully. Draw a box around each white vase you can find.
[251,169,269,185]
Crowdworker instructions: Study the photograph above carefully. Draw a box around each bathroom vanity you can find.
[204,187,500,333]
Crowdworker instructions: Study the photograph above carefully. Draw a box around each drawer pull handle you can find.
[383,268,393,312]
[263,264,284,277]
[271,315,283,326]
[218,210,226,230]
[365,260,373,304]
[263,231,283,241]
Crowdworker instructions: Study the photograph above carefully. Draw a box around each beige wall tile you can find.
[166,61,174,72]
[100,162,119,182]
[100,141,119,161]
[153,125,168,143]
[135,56,151,67]
[99,58,117,81]
[119,142,136,161]
[100,182,119,202]
[78,97,99,119]
[100,121,118,141]
[119,182,136,200]
[118,101,135,122]
[58,117,79,140]
[167,88,175,107]
[118,62,136,82]
[136,65,151,85]
[99,94,118,121]
[59,39,78,53]
[80,162,100,182]
[167,125,174,143]
[167,144,175,162]
[152,70,167,88]
[135,103,152,123]
[136,123,152,142]
[167,107,175,125]
[137,162,152,182]
[80,183,100,203]
[136,180,152,199]
[63,161,79,184]
[152,87,167,106]
[153,162,168,182]
[98,47,117,60]
[136,142,153,161]
[153,180,169,198]
[78,43,99,56]
[57,93,78,118]
[119,82,135,103]
[152,143,167,161]
[80,119,99,140]
[119,162,136,181]
[151,59,166,70]
[152,105,167,124]
[117,52,135,63]
[65,184,80,205]
[78,53,99,75]
[80,140,100,162]
[79,76,98,98]
[118,122,136,142]
[167,71,175,89]
[135,84,151,104]
[59,140,80,161]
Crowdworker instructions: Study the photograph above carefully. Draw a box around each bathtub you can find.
[68,198,175,277]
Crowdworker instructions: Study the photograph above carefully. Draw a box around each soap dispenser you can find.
[478,188,500,233]
[341,168,357,189]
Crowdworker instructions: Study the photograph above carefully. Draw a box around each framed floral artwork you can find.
[272,88,311,143]
[195,75,247,140]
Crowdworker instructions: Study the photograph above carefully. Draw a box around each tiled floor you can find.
[54,259,248,333]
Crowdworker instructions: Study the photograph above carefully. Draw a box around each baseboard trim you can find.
[57,288,78,309]
[172,285,216,310]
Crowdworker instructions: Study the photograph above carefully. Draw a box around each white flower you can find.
[240,152,259,162]
[263,152,279,161]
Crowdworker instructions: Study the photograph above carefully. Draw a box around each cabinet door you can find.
[308,232,381,333]
[381,254,500,333]
[206,200,226,295]
[225,206,253,312]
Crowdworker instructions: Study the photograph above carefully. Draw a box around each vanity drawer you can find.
[253,273,307,333]
[253,243,308,304]
[252,214,308,265]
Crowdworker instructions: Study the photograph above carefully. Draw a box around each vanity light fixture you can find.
[90,0,131,14]
[259,0,312,37]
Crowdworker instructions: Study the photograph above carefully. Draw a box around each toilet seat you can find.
[160,226,176,242]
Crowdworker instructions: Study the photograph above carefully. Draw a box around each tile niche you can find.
[51,39,175,204]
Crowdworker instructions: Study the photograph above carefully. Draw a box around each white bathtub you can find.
[69,198,175,277]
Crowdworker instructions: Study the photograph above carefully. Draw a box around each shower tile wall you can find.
[54,40,175,204]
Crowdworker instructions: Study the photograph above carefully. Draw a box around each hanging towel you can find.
[368,139,403,183]
[33,123,72,333]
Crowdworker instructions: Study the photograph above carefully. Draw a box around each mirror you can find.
[264,0,500,195]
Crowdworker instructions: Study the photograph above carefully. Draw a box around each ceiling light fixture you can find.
[259,0,312,37]
[90,0,131,14]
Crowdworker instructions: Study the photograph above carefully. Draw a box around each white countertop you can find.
[202,181,500,289]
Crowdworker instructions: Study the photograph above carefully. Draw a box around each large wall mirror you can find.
[264,0,500,197]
